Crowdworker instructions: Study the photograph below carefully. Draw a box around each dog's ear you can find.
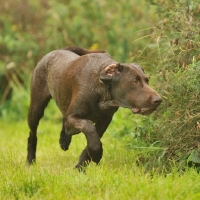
[100,63,123,82]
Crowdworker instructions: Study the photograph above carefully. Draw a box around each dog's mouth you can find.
[117,101,157,115]
[131,107,156,115]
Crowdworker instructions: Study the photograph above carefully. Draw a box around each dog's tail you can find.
[62,46,105,56]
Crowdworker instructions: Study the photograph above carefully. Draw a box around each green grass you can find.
[1,116,200,200]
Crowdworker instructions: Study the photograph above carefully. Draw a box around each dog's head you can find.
[100,63,162,115]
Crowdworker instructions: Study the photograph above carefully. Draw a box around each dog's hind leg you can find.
[27,67,51,164]
[59,118,72,151]
[75,115,114,171]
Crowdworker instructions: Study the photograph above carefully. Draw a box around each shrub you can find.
[155,61,200,170]
[131,0,200,171]
[148,0,200,70]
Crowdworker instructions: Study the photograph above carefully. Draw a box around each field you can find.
[1,110,200,200]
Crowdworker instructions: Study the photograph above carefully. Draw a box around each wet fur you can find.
[27,46,162,171]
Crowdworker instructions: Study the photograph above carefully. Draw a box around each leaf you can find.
[187,150,200,164]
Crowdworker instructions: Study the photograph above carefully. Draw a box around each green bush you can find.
[131,0,200,171]
[152,61,200,170]
[148,0,200,70]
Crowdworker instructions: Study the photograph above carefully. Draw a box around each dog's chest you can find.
[84,102,118,122]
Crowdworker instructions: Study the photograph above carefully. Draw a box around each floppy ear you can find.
[100,63,123,82]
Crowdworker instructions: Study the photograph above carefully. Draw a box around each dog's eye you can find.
[132,80,139,85]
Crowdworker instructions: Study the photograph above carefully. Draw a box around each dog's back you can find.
[36,46,105,78]
[62,46,105,56]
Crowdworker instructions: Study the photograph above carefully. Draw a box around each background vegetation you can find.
[0,0,156,118]
[1,0,200,198]
[142,0,200,171]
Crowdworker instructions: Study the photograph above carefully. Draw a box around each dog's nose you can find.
[152,96,162,106]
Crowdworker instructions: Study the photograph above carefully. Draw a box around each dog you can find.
[27,46,162,171]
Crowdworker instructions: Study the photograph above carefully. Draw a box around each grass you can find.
[1,112,200,200]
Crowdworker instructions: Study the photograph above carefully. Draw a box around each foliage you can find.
[0,0,156,110]
[131,0,200,171]
[132,61,200,171]
[148,0,200,69]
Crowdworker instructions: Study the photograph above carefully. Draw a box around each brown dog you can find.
[27,46,162,170]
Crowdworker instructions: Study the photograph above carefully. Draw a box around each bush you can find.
[155,61,200,170]
[131,0,200,171]
[148,0,200,70]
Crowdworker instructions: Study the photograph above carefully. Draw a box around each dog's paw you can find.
[88,143,103,164]
[59,134,72,151]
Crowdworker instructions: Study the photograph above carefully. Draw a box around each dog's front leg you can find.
[75,115,114,171]
[66,114,103,164]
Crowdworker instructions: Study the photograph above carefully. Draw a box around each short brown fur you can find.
[27,46,162,171]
